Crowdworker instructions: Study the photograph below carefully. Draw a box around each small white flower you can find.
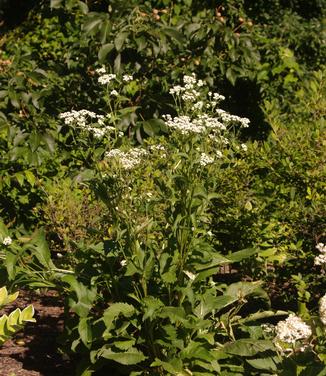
[95,67,106,74]
[241,143,248,152]
[3,236,12,245]
[111,90,119,96]
[120,259,127,267]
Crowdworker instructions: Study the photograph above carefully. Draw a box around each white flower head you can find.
[122,74,133,82]
[199,153,214,166]
[98,73,116,85]
[319,294,326,325]
[275,314,312,344]
[315,254,326,266]
[106,148,148,170]
[3,236,12,245]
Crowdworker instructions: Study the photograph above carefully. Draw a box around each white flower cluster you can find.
[314,242,326,266]
[105,148,148,170]
[95,67,117,85]
[215,109,250,128]
[59,110,115,138]
[163,114,228,136]
[199,153,214,166]
[169,74,203,103]
[2,236,12,246]
[150,144,166,152]
[275,314,312,344]
[319,294,326,325]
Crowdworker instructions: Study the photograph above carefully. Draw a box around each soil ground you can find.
[0,290,74,376]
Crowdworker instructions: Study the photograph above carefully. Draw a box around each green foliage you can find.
[0,286,35,346]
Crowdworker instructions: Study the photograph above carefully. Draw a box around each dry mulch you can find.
[0,290,74,376]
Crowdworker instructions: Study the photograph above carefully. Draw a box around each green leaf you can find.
[194,294,237,318]
[98,43,114,63]
[246,357,278,371]
[142,296,164,321]
[15,172,25,186]
[50,0,63,8]
[224,339,276,356]
[227,248,258,262]
[151,358,183,373]
[114,338,136,350]
[143,119,165,137]
[24,171,36,187]
[114,53,121,73]
[100,347,147,365]
[162,27,185,44]
[31,229,54,269]
[103,303,135,330]
[225,281,268,302]
[226,68,237,85]
[78,318,93,347]
[114,32,129,52]
[159,307,186,323]
[83,17,102,35]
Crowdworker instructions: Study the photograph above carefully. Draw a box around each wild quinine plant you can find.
[57,73,313,376]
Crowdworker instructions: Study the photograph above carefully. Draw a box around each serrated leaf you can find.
[142,296,164,321]
[113,338,136,350]
[103,303,135,330]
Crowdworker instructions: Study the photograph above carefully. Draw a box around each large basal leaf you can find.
[224,339,276,356]
[100,347,147,365]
